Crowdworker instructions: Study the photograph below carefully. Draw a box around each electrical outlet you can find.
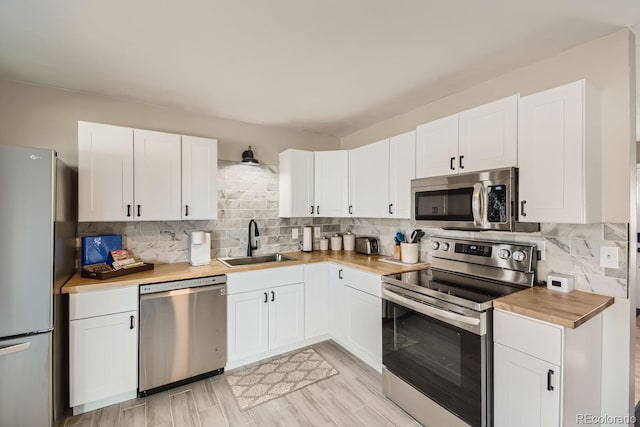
[600,246,619,269]
[291,228,299,240]
[314,227,321,236]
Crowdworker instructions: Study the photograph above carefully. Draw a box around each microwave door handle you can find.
[472,183,484,227]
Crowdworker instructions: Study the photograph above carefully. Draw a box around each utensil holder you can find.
[400,243,419,264]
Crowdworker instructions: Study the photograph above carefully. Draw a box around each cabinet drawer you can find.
[227,265,303,294]
[70,286,138,320]
[494,310,562,365]
[341,266,381,297]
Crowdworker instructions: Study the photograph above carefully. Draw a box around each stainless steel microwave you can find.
[411,167,539,232]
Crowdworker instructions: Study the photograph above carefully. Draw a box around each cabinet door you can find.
[415,114,459,178]
[69,311,138,407]
[494,343,560,427]
[345,285,381,371]
[518,81,588,223]
[314,151,349,217]
[268,283,305,350]
[279,149,314,217]
[133,129,182,221]
[458,94,518,173]
[227,290,269,362]
[304,263,329,339]
[182,135,218,220]
[389,130,416,219]
[349,139,389,218]
[78,122,134,221]
[328,264,346,346]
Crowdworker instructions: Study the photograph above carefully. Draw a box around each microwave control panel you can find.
[487,185,507,223]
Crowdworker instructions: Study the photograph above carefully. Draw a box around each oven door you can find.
[381,284,490,427]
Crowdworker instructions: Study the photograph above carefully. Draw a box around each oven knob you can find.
[431,241,440,250]
[441,242,450,251]
[498,249,511,259]
[512,250,527,262]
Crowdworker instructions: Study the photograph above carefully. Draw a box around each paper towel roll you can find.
[191,231,205,245]
[302,226,313,252]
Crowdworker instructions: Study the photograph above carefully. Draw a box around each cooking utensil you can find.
[396,232,405,243]
[410,229,425,243]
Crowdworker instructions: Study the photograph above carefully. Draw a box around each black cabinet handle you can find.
[185,205,189,217]
[338,269,343,280]
[317,205,320,215]
[450,157,455,171]
[310,205,314,215]
[389,204,393,215]
[349,205,353,215]
[547,369,554,391]
[137,204,141,217]
[264,292,268,303]
[459,155,464,169]
[129,315,135,330]
[127,204,131,217]
[271,290,275,302]
[521,200,527,217]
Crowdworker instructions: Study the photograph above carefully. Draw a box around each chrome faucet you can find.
[247,219,260,256]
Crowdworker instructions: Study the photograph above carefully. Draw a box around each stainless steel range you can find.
[381,237,537,427]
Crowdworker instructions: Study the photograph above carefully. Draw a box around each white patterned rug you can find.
[226,348,338,410]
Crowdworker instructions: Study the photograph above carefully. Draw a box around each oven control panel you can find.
[430,237,536,273]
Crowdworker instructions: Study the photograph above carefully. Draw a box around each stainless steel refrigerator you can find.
[0,144,77,427]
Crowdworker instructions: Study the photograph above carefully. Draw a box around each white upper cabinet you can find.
[349,139,390,218]
[416,114,459,178]
[78,122,134,221]
[79,121,219,222]
[415,95,518,178]
[181,135,218,220]
[314,150,349,217]
[517,80,601,223]
[133,129,182,221]
[389,131,416,218]
[279,149,314,217]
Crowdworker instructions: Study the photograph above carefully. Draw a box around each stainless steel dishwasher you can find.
[139,274,227,396]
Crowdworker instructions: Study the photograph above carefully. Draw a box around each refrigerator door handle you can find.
[0,342,30,357]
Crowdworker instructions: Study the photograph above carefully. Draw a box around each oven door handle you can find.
[382,288,481,328]
[472,182,485,227]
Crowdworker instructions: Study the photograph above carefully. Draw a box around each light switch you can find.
[291,228,299,240]
[600,246,619,269]
[314,227,321,235]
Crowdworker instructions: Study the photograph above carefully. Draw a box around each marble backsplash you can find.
[79,161,629,298]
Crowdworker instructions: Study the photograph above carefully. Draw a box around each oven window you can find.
[415,188,474,221]
[382,299,482,426]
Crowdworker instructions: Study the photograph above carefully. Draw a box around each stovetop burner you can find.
[382,237,537,312]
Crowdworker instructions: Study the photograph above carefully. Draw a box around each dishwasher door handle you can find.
[140,283,226,301]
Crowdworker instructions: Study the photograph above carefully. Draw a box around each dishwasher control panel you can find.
[140,274,227,294]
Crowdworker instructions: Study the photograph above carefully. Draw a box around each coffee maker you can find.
[190,231,211,266]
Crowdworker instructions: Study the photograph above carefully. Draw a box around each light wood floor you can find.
[63,341,419,427]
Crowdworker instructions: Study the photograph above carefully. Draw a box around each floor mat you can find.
[226,348,338,410]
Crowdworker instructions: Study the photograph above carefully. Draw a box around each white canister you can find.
[400,242,419,264]
[331,234,342,251]
[343,231,355,251]
[320,237,329,251]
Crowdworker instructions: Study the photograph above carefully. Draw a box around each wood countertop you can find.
[493,286,615,329]
[62,251,427,294]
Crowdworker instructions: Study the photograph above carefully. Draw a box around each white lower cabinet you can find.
[304,263,329,339]
[69,286,138,414]
[493,309,602,427]
[328,263,382,371]
[227,266,305,367]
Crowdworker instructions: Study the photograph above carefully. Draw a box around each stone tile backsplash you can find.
[79,161,629,298]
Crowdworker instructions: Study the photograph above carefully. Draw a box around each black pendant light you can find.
[241,145,260,166]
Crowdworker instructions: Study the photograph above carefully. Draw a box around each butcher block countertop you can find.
[62,251,426,294]
[494,286,615,329]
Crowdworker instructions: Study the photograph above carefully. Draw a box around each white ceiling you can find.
[0,1,639,137]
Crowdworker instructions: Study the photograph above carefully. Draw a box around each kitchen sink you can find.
[217,253,297,268]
